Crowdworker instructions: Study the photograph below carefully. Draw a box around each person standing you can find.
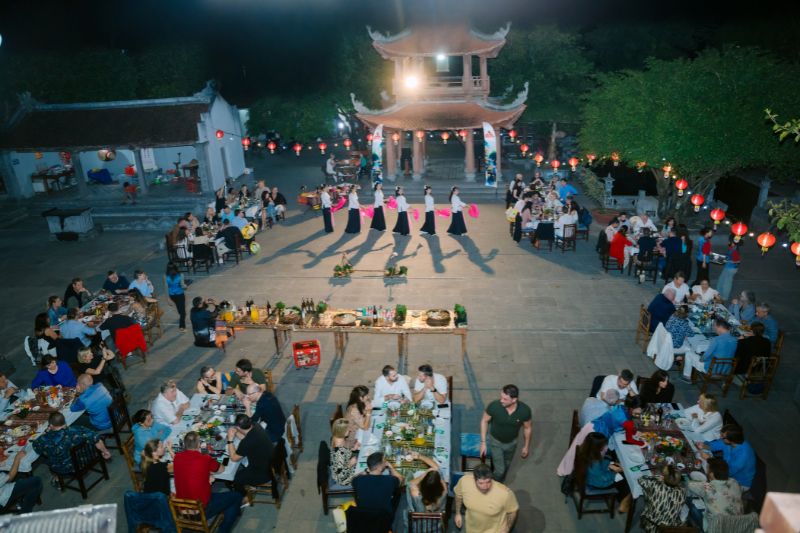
[164,263,187,332]
[370,182,386,232]
[391,186,410,236]
[479,385,532,482]
[716,235,741,301]
[419,185,436,235]
[447,186,468,236]
[693,227,713,286]
[453,463,518,532]
[320,185,334,233]
[344,185,361,234]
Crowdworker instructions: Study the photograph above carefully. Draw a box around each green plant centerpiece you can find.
[334,253,354,277]
[317,301,328,314]
[384,265,408,277]
[454,304,468,326]
[275,301,286,318]
[395,304,407,323]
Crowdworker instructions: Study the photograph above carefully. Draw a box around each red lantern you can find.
[366,133,373,142]
[731,222,748,242]
[293,142,302,156]
[674,178,688,196]
[520,144,529,155]
[215,130,224,139]
[458,129,467,139]
[391,132,400,145]
[710,208,725,228]
[791,242,800,265]
[568,157,580,171]
[662,164,673,179]
[241,137,251,150]
[508,129,517,141]
[533,153,544,167]
[586,153,596,163]
[440,131,450,144]
[267,140,277,154]
[318,142,328,154]
[690,193,705,212]
[550,159,561,171]
[756,232,776,254]
[611,152,621,166]
[343,138,352,149]
[416,130,425,142]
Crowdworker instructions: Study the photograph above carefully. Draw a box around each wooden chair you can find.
[263,369,276,393]
[576,214,590,241]
[102,393,133,453]
[408,511,446,532]
[530,222,554,251]
[629,249,660,284]
[121,435,143,492]
[555,223,577,252]
[55,440,110,499]
[600,242,624,273]
[329,404,344,428]
[635,304,652,353]
[191,243,216,274]
[569,409,581,445]
[169,497,223,533]
[772,330,785,358]
[697,357,736,396]
[220,233,242,265]
[165,235,192,274]
[572,472,617,519]
[144,301,163,346]
[736,356,779,400]
[588,375,606,398]
[318,441,355,515]
[447,375,453,403]
[290,404,303,453]
[245,442,289,508]
[459,433,493,472]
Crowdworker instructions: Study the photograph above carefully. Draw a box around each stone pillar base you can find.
[464,171,476,182]
[412,173,423,181]
[385,173,397,182]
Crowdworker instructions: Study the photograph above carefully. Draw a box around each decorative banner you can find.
[482,122,497,188]
[370,124,384,185]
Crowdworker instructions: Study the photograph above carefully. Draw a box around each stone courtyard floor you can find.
[1,155,798,531]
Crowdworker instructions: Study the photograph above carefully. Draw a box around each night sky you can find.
[1,0,797,104]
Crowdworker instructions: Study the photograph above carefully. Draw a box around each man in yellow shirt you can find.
[453,464,518,532]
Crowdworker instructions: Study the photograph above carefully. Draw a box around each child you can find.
[265,198,277,228]
[122,182,137,204]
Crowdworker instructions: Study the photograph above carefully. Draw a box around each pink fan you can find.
[436,208,451,218]
[331,198,347,213]
[412,208,420,221]
[387,196,398,209]
[363,206,375,219]
[468,204,480,218]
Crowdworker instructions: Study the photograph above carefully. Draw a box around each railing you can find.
[394,76,489,97]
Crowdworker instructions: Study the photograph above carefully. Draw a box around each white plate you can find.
[675,418,691,430]
[386,401,401,411]
[184,408,200,416]
[420,400,434,409]
[689,471,707,482]
[31,406,40,411]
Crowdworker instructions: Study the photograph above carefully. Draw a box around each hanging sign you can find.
[370,124,384,185]
[140,148,158,171]
[483,122,497,188]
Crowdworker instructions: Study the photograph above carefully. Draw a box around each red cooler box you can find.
[292,340,321,369]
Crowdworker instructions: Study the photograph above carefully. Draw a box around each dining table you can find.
[684,302,743,356]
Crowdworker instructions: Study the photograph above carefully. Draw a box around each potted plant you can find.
[398,266,408,276]
[385,265,397,277]
[395,304,407,323]
[454,304,468,326]
[317,301,328,314]
[275,301,286,318]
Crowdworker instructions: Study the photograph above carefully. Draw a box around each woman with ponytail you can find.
[392,186,410,236]
[141,438,172,494]
[344,184,361,234]
[447,186,468,236]
[420,185,436,235]
[370,182,386,232]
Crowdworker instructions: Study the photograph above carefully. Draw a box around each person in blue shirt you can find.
[231,209,248,231]
[696,423,756,490]
[574,431,632,513]
[754,303,778,347]
[703,320,738,374]
[665,306,692,353]
[557,179,578,202]
[647,289,676,333]
[71,374,113,431]
[47,295,68,326]
[128,270,155,298]
[591,395,642,438]
[31,355,77,388]
[164,263,187,332]
[102,271,130,294]
[59,308,97,347]
[219,205,235,224]
[692,227,713,286]
[728,290,756,324]
[131,409,172,466]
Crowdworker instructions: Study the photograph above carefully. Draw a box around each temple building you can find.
[353,23,527,181]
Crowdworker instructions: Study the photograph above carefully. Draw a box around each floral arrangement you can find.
[655,436,684,455]
[395,304,407,322]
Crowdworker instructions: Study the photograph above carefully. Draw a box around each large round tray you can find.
[426,309,451,327]
[332,313,357,326]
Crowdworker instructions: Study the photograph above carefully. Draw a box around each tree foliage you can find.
[580,46,800,218]
[247,93,337,141]
[489,26,595,124]
[134,43,209,99]
[332,31,392,111]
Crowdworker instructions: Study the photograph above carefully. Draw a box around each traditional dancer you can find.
[370,182,386,231]
[447,186,468,236]
[392,186,410,236]
[420,185,436,235]
[344,184,361,234]
[321,185,333,233]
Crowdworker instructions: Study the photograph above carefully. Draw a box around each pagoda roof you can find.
[352,83,527,131]
[368,24,510,58]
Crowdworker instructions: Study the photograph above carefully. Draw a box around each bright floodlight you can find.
[338,122,345,129]
[404,75,419,89]
[436,53,446,61]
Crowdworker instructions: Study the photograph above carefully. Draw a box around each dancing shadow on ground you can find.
[301,231,359,269]
[256,229,325,265]
[423,235,461,274]
[345,230,390,267]
[450,235,499,274]
[390,233,424,263]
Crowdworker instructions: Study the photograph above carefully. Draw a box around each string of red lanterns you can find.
[519,144,529,155]
[533,153,544,167]
[568,157,580,171]
[690,193,705,212]
[440,131,450,144]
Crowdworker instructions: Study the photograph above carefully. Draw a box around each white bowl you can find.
[386,401,401,411]
[420,400,434,410]
[689,471,707,482]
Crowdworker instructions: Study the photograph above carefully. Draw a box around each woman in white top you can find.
[554,206,578,238]
[344,185,361,234]
[690,279,720,304]
[681,393,722,440]
[511,194,528,243]
[320,185,333,233]
[447,186,468,236]
[420,185,436,235]
[391,186,410,236]
[370,182,386,232]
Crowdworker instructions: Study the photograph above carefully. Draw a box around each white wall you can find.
[150,145,197,175]
[7,150,63,196]
[197,95,246,192]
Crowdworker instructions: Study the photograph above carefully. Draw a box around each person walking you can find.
[447,186,468,236]
[164,263,187,332]
[453,463,518,532]
[370,183,386,232]
[419,185,436,235]
[479,385,532,482]
[692,227,713,286]
[344,185,361,234]
[391,186,410,236]
[321,185,334,233]
[715,234,741,300]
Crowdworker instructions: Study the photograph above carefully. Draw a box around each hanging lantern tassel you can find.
[791,242,800,266]
[731,222,748,243]
[387,197,398,210]
[436,208,451,218]
[468,204,480,218]
[757,232,776,255]
[412,208,420,221]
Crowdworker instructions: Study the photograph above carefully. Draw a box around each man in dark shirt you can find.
[734,321,772,374]
[226,414,274,498]
[352,452,404,517]
[173,431,241,533]
[636,228,657,257]
[648,288,677,332]
[99,302,136,339]
[102,271,129,294]
[64,278,92,308]
[243,384,286,444]
[190,297,217,347]
[217,220,242,253]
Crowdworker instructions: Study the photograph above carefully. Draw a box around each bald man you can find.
[70,374,113,431]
